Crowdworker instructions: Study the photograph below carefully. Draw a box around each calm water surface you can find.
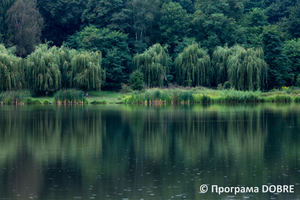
[0,104,300,200]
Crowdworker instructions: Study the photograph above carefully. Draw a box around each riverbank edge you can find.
[1,87,300,105]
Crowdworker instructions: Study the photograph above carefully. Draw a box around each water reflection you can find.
[0,104,300,199]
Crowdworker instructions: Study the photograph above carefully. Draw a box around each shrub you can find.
[54,89,86,104]
[43,100,51,104]
[129,70,144,90]
[274,95,292,102]
[24,98,41,104]
[0,90,31,104]
[121,84,132,94]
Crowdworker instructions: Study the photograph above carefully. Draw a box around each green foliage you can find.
[212,45,232,85]
[129,70,144,90]
[274,94,292,102]
[159,2,190,48]
[82,0,130,32]
[91,100,107,104]
[0,90,31,104]
[285,1,300,39]
[121,84,132,94]
[0,0,15,41]
[6,0,43,57]
[297,75,300,87]
[133,44,170,87]
[175,43,213,86]
[173,0,194,13]
[1,0,299,91]
[264,0,295,24]
[125,0,161,44]
[54,89,86,104]
[283,39,300,85]
[221,89,261,102]
[25,44,63,92]
[174,37,196,56]
[191,0,247,52]
[67,26,131,88]
[37,0,87,46]
[244,0,265,13]
[244,8,269,48]
[25,44,105,92]
[262,27,291,88]
[71,51,105,91]
[0,44,24,90]
[24,98,42,104]
[227,45,268,90]
[43,99,51,104]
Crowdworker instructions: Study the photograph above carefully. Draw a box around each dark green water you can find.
[0,104,300,200]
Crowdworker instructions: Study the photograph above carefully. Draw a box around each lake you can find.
[0,104,300,200]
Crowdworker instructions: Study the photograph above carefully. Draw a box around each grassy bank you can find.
[1,87,300,105]
[86,87,300,104]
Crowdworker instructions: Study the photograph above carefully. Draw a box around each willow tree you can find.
[25,44,62,92]
[71,51,105,91]
[0,44,24,91]
[175,43,212,86]
[133,44,169,87]
[212,45,232,84]
[227,45,268,90]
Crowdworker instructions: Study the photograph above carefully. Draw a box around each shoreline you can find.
[1,87,300,105]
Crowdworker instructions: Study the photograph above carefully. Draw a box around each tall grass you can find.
[121,88,300,104]
[221,90,261,103]
[0,90,31,104]
[54,89,87,104]
[122,89,195,104]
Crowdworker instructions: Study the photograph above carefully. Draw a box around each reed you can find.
[54,89,87,104]
[221,90,261,102]
[0,90,31,104]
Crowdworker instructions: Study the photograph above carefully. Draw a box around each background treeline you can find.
[1,0,300,91]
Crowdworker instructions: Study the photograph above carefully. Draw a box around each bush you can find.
[54,89,86,104]
[43,100,51,104]
[24,98,42,104]
[91,100,107,104]
[274,95,292,102]
[121,84,132,94]
[0,90,31,104]
[129,70,144,90]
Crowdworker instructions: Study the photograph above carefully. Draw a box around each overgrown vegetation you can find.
[133,44,170,87]
[0,90,30,104]
[120,88,300,104]
[54,89,87,104]
[1,0,300,95]
[0,45,24,90]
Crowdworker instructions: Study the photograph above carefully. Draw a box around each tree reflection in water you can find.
[0,104,299,199]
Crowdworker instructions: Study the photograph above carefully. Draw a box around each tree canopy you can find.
[133,44,170,87]
[175,43,212,86]
[1,0,300,91]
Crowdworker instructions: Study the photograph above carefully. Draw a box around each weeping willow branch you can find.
[25,44,105,92]
[212,45,232,84]
[71,51,105,91]
[25,44,62,92]
[175,43,213,86]
[0,44,24,91]
[133,44,170,87]
[227,45,268,90]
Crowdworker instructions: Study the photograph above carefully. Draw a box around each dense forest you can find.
[1,0,300,92]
